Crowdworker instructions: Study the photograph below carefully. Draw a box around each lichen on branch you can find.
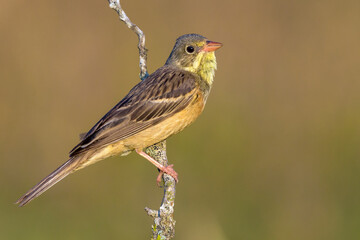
[107,1,176,239]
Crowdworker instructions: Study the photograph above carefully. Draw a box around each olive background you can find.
[1,0,359,239]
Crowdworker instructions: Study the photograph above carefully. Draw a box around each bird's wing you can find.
[69,66,198,157]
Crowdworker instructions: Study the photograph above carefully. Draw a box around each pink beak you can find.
[202,40,223,52]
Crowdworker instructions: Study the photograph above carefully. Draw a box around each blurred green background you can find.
[1,0,359,239]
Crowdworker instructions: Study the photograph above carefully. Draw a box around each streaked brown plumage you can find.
[16,34,222,206]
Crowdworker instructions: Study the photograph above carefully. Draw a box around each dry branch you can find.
[107,1,176,239]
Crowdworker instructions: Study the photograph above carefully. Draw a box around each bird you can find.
[16,33,222,206]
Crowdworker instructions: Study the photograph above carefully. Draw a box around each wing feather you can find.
[69,66,197,157]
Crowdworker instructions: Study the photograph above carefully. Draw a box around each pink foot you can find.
[156,164,178,185]
[136,149,179,185]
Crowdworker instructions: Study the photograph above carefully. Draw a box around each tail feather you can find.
[16,157,80,207]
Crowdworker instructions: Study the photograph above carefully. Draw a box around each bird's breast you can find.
[122,91,206,150]
[80,91,206,165]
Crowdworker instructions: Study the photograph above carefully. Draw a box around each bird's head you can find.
[166,34,222,85]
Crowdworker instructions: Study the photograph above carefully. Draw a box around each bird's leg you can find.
[136,149,178,185]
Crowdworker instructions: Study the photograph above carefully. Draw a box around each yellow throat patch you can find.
[184,51,217,86]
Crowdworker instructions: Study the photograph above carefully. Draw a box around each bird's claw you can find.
[156,164,178,186]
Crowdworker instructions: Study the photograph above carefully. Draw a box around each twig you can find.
[144,141,176,240]
[107,1,176,239]
[108,0,148,80]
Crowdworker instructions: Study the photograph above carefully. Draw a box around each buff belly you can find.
[77,94,205,169]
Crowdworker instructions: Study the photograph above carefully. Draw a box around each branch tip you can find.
[108,2,175,239]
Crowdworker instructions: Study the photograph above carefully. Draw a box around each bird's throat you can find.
[184,52,217,86]
[198,52,217,86]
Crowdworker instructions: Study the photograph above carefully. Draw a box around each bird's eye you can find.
[186,45,195,54]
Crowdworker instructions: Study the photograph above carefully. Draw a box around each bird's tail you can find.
[16,157,81,207]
